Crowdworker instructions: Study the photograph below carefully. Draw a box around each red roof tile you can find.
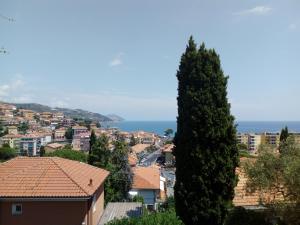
[0,157,109,198]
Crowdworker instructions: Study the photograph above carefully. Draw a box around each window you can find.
[12,204,22,215]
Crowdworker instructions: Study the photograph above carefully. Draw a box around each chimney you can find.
[88,178,93,186]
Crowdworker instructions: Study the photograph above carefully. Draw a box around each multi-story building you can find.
[248,133,262,152]
[290,132,300,145]
[53,112,64,119]
[237,133,249,147]
[0,134,23,150]
[54,128,66,142]
[19,109,35,120]
[19,134,42,156]
[133,131,157,145]
[72,126,89,135]
[72,131,91,152]
[7,126,18,135]
[40,133,53,146]
[261,132,280,148]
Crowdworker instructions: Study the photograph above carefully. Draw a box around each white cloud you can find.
[109,52,124,67]
[234,6,272,16]
[288,23,297,30]
[0,75,25,98]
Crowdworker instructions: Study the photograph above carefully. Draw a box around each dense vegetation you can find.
[107,210,183,225]
[45,148,87,162]
[0,144,17,162]
[245,137,300,225]
[88,134,133,203]
[174,37,238,225]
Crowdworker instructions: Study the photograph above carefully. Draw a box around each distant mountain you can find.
[106,114,125,122]
[12,103,113,122]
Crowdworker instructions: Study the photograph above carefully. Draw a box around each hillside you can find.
[12,103,114,122]
[106,114,125,122]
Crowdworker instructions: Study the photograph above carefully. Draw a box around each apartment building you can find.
[0,134,23,150]
[19,134,42,156]
[73,126,89,135]
[54,128,66,142]
[261,132,280,148]
[237,133,249,146]
[72,132,91,151]
[248,133,262,152]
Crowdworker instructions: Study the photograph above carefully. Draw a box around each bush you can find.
[107,210,183,225]
[46,149,87,162]
[225,207,271,225]
[0,146,17,162]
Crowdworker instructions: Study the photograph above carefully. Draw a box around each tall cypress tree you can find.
[174,37,238,225]
[280,126,289,142]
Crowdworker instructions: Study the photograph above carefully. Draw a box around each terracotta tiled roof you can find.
[72,126,88,129]
[162,144,174,153]
[128,154,138,167]
[233,157,284,207]
[46,143,64,149]
[0,157,109,198]
[2,134,24,138]
[131,144,150,154]
[132,167,160,190]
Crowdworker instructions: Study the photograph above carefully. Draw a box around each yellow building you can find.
[261,132,280,148]
[237,133,249,146]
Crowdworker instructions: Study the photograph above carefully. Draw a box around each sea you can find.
[101,121,300,136]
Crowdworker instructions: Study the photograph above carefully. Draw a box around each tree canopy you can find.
[245,138,300,224]
[0,144,17,162]
[174,37,238,225]
[88,135,133,203]
[46,148,87,162]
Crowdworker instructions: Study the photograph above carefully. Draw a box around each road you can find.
[139,149,161,166]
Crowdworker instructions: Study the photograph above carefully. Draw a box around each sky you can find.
[0,0,300,121]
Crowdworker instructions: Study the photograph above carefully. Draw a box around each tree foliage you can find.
[164,128,174,137]
[65,127,73,141]
[46,149,87,162]
[0,145,17,162]
[18,122,29,134]
[88,135,133,203]
[280,126,289,143]
[244,138,300,224]
[106,210,183,225]
[224,207,271,225]
[174,37,238,225]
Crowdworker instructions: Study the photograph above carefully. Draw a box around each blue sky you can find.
[0,0,299,121]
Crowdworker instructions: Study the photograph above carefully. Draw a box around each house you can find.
[44,142,65,153]
[132,131,157,145]
[161,144,174,165]
[129,166,166,210]
[0,157,109,225]
[7,126,18,135]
